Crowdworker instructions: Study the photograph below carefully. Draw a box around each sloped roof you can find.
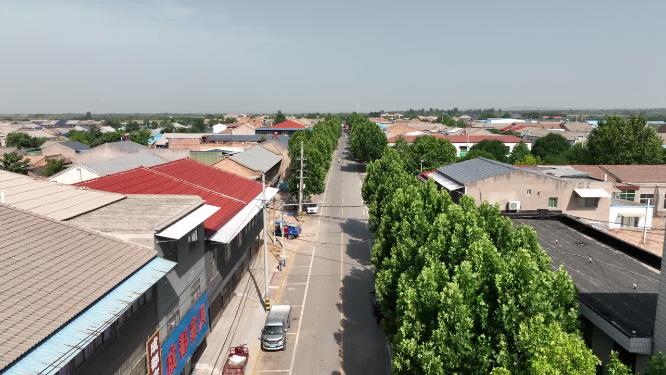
[78,159,263,233]
[0,204,156,369]
[60,141,89,152]
[388,133,523,144]
[436,157,517,184]
[597,165,666,184]
[271,120,305,129]
[230,144,282,173]
[0,170,125,220]
[78,151,171,176]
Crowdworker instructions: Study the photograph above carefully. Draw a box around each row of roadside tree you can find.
[287,117,342,199]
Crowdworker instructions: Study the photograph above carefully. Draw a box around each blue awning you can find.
[5,257,176,375]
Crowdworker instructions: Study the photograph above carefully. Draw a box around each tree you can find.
[468,140,510,162]
[398,135,457,174]
[514,154,541,166]
[44,159,65,177]
[646,352,666,375]
[565,143,591,164]
[509,141,531,164]
[363,166,599,373]
[274,110,286,124]
[586,116,664,164]
[5,132,46,149]
[349,115,387,162]
[129,129,151,145]
[532,133,571,163]
[85,111,92,120]
[0,152,30,174]
[462,149,495,161]
[605,351,631,375]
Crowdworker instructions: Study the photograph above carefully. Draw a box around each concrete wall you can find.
[465,170,612,222]
[609,204,654,229]
[206,210,263,326]
[450,141,530,157]
[155,224,208,340]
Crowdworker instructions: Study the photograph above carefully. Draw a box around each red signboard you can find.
[146,330,162,375]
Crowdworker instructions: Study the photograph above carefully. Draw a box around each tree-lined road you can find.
[253,137,390,374]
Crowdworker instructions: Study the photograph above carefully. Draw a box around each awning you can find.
[616,185,639,191]
[617,207,647,217]
[430,172,464,191]
[209,187,279,244]
[157,204,220,239]
[574,188,611,198]
[5,257,176,375]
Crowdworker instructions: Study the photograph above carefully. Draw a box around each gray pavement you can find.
[253,138,390,375]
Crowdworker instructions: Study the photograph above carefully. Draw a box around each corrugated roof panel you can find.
[4,257,175,375]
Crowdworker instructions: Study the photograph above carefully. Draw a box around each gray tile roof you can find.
[60,141,89,152]
[230,144,282,173]
[436,157,516,184]
[0,170,125,220]
[78,151,170,176]
[205,134,263,142]
[0,204,156,369]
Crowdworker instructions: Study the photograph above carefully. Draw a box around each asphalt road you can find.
[254,137,390,375]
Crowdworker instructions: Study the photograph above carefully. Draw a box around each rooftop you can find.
[0,204,156,369]
[515,217,659,339]
[271,119,305,129]
[77,159,263,234]
[436,157,517,185]
[230,144,282,173]
[69,195,203,247]
[387,133,523,144]
[0,170,124,220]
[59,141,90,152]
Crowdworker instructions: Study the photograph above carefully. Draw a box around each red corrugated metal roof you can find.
[272,120,305,129]
[78,159,262,233]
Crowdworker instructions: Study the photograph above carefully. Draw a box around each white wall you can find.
[608,204,654,229]
[49,167,101,184]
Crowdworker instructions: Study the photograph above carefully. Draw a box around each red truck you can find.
[222,345,249,375]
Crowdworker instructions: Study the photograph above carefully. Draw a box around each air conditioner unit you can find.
[508,201,521,211]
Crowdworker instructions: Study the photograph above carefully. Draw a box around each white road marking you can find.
[288,149,336,373]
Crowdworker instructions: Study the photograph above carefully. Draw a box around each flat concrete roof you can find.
[515,217,659,338]
[68,195,203,247]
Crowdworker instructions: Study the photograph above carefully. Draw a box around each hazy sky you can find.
[1,0,665,113]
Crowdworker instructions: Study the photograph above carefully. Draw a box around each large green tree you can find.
[397,135,457,173]
[532,133,571,164]
[646,352,666,375]
[467,140,510,162]
[5,132,46,149]
[274,110,286,124]
[605,351,631,375]
[586,116,664,164]
[349,115,387,162]
[362,154,598,373]
[44,159,65,177]
[0,152,30,174]
[509,141,531,164]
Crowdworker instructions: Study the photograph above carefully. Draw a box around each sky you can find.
[1,0,665,113]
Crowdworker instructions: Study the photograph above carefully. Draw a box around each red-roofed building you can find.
[78,158,278,325]
[387,133,529,157]
[256,119,307,136]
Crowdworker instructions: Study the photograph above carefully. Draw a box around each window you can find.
[167,310,180,336]
[526,189,532,196]
[579,197,598,208]
[224,246,231,262]
[162,241,178,262]
[548,197,558,209]
[664,194,666,209]
[612,190,636,202]
[188,229,198,250]
[639,194,654,205]
[190,281,201,305]
[620,216,640,228]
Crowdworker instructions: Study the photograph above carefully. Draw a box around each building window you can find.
[526,189,532,196]
[548,197,558,209]
[224,246,231,262]
[188,229,198,250]
[612,190,636,202]
[162,241,178,262]
[639,194,654,205]
[190,281,201,305]
[664,194,666,209]
[579,197,598,208]
[620,216,640,228]
[167,310,180,336]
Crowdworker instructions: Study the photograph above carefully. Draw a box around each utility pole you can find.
[298,140,304,215]
[262,173,270,309]
[643,198,651,244]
